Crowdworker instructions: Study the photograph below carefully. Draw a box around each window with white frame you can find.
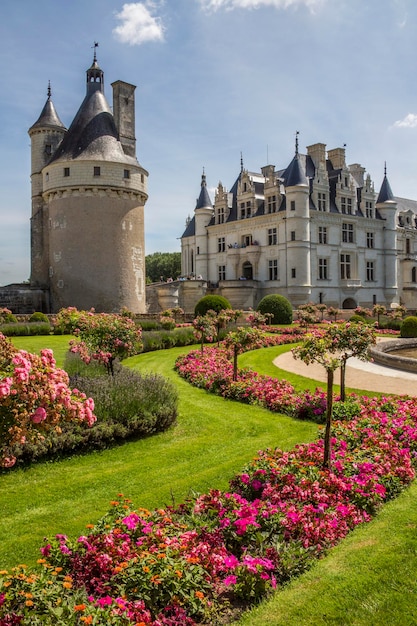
[268,259,278,280]
[318,258,328,280]
[341,197,352,214]
[366,232,374,249]
[318,226,327,244]
[342,222,354,243]
[267,195,277,213]
[366,261,375,281]
[318,192,326,211]
[242,234,252,247]
[218,265,226,281]
[340,253,351,279]
[268,227,277,245]
[218,206,225,224]
[365,201,373,218]
[218,237,225,252]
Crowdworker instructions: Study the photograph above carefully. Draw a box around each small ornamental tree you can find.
[0,333,95,468]
[292,321,376,467]
[326,307,340,322]
[69,313,143,376]
[192,314,217,354]
[224,327,265,381]
[215,309,242,342]
[327,322,376,401]
[246,310,272,328]
[293,336,339,469]
[372,304,387,326]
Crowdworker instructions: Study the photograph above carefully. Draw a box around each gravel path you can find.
[273,340,417,397]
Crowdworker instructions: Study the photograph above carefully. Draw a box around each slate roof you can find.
[195,173,213,209]
[377,174,395,204]
[29,95,66,132]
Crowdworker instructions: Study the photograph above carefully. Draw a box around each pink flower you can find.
[31,407,47,424]
[223,575,237,586]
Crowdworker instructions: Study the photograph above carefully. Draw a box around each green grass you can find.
[1,340,317,569]
[3,336,417,625]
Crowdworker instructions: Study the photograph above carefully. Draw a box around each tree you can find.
[292,321,376,468]
[293,335,340,469]
[372,304,387,326]
[69,313,143,376]
[145,252,181,283]
[192,314,217,354]
[327,322,376,401]
[224,327,264,381]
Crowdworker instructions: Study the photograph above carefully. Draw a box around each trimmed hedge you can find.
[257,294,293,325]
[0,322,52,336]
[194,295,231,316]
[400,316,417,338]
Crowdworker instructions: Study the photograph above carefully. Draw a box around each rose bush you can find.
[0,333,95,469]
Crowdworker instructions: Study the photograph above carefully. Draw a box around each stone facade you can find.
[27,52,148,313]
[181,142,417,312]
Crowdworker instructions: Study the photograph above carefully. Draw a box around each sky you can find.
[1,0,417,285]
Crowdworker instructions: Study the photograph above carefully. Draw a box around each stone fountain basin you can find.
[369,338,417,373]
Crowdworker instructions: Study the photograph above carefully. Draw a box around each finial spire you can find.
[47,80,51,100]
[201,167,206,186]
[295,130,299,156]
[384,161,387,177]
[92,41,99,63]
[240,152,244,172]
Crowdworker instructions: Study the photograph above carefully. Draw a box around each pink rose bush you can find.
[69,312,143,375]
[0,333,96,468]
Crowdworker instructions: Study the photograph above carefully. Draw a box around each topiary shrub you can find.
[256,294,293,325]
[194,295,231,317]
[29,311,49,323]
[400,316,417,338]
[349,314,369,324]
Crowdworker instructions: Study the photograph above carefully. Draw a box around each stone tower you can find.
[28,50,148,313]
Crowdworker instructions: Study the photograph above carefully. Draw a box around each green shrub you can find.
[138,319,162,331]
[141,327,195,352]
[29,311,49,323]
[349,314,369,324]
[0,308,17,324]
[194,295,231,317]
[9,359,178,466]
[400,316,417,338]
[0,322,51,336]
[256,294,293,325]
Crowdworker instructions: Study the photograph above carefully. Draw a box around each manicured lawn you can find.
[1,339,317,569]
[3,335,417,625]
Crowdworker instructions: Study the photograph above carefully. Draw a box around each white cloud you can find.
[393,113,417,129]
[113,2,165,45]
[198,0,324,11]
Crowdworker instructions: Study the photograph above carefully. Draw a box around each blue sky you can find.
[1,0,417,284]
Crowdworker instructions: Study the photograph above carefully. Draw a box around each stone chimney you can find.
[111,80,136,157]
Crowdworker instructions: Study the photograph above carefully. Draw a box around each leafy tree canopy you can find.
[146,252,181,283]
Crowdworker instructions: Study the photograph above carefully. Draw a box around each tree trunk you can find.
[323,368,334,469]
[340,360,346,402]
[233,347,238,382]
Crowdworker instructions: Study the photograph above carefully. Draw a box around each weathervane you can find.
[92,41,99,62]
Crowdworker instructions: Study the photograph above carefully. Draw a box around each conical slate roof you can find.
[283,153,308,187]
[377,172,395,204]
[49,89,129,163]
[195,172,212,209]
[29,92,66,132]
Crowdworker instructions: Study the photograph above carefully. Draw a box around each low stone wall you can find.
[369,338,417,373]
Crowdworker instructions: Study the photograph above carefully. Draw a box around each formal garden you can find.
[0,301,416,625]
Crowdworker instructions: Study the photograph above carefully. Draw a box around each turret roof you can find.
[195,171,213,209]
[377,167,395,204]
[29,85,66,132]
[49,54,137,165]
[282,153,308,187]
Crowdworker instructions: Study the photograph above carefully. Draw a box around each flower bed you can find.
[174,341,327,422]
[1,393,416,624]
